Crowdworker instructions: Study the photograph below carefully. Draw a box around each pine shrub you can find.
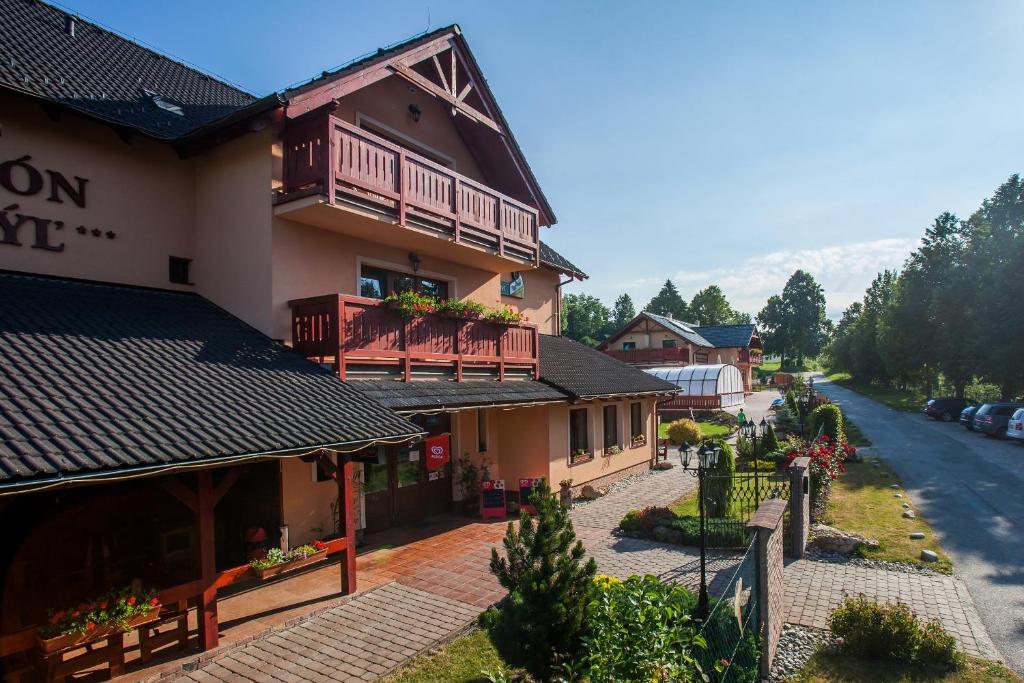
[486,478,597,680]
[761,423,780,453]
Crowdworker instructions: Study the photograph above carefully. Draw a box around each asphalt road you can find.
[811,373,1024,672]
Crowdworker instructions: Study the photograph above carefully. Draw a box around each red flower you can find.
[86,622,96,631]
[127,596,137,606]
[149,597,160,607]
[54,610,65,621]
[71,611,80,618]
[48,613,61,624]
[99,600,108,610]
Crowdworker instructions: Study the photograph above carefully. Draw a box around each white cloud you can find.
[611,237,917,318]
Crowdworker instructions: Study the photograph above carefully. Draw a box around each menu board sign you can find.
[480,480,506,520]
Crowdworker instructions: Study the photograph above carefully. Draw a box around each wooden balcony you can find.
[604,347,690,366]
[279,114,540,266]
[289,294,539,380]
[739,348,764,365]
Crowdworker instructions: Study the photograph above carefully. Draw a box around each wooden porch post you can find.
[196,470,219,650]
[338,454,357,595]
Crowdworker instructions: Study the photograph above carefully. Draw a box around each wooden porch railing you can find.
[604,347,690,365]
[281,114,540,264]
[658,395,723,410]
[739,348,764,365]
[289,294,540,381]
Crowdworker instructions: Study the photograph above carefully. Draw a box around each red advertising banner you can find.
[424,434,450,471]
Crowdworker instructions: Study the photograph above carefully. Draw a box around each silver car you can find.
[1008,408,1024,443]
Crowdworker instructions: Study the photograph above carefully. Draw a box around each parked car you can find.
[960,405,979,430]
[924,397,974,422]
[1007,408,1024,443]
[972,402,1024,437]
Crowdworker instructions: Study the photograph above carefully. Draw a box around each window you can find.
[312,456,334,483]
[630,402,643,439]
[569,409,589,455]
[603,405,618,449]
[622,341,636,351]
[359,264,449,300]
[477,409,488,453]
[662,339,677,349]
[168,256,192,285]
[695,351,709,364]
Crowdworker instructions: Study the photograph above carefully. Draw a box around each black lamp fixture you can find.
[408,252,421,273]
[679,440,722,620]
[408,104,422,123]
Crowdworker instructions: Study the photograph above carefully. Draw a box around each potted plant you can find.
[38,587,161,655]
[458,455,481,514]
[383,291,436,317]
[249,542,328,580]
[606,444,622,455]
[436,298,486,319]
[484,306,527,324]
[631,434,647,448]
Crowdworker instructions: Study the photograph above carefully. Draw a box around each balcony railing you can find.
[280,114,540,264]
[604,347,690,366]
[289,294,539,381]
[739,349,764,365]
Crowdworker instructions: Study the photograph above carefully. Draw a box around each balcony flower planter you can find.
[37,609,160,655]
[569,451,594,466]
[631,435,648,448]
[250,544,328,581]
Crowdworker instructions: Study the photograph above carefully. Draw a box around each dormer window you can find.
[144,89,185,117]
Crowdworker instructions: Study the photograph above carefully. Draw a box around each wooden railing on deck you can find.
[604,347,690,365]
[290,294,540,381]
[281,115,540,264]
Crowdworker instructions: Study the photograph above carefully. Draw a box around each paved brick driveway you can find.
[170,461,998,681]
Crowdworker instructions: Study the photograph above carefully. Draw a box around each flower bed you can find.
[249,541,328,580]
[38,587,161,654]
[784,434,853,519]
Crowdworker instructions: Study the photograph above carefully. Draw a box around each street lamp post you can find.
[679,440,721,620]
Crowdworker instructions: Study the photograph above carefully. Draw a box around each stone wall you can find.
[788,456,810,558]
[748,498,786,677]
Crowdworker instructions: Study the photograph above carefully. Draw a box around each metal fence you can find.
[694,534,761,682]
[700,470,791,550]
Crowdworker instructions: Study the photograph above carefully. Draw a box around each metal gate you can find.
[700,469,791,550]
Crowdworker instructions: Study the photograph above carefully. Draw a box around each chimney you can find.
[64,14,76,37]
[666,312,673,320]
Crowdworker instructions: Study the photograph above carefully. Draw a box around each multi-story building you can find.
[599,312,764,391]
[0,1,676,672]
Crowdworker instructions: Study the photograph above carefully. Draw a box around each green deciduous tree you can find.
[689,284,749,326]
[561,293,611,347]
[611,293,637,329]
[757,270,830,365]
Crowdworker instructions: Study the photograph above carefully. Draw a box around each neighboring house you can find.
[599,312,764,391]
[0,2,676,667]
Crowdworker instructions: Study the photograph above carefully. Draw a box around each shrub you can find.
[562,575,705,682]
[736,435,755,460]
[785,435,846,517]
[785,389,799,417]
[705,439,735,518]
[761,423,780,452]
[828,595,963,671]
[619,506,675,536]
[665,516,748,548]
[810,403,845,444]
[487,479,597,680]
[665,418,702,446]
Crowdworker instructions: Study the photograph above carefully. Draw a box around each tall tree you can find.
[757,270,829,365]
[690,285,738,326]
[561,293,611,347]
[644,280,689,320]
[611,293,637,329]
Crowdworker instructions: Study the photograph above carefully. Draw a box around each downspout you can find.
[556,275,575,336]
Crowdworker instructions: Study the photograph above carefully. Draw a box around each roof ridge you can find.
[34,0,256,97]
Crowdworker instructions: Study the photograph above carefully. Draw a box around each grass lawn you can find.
[658,420,733,440]
[824,458,952,573]
[795,651,1021,682]
[383,629,521,683]
[670,471,785,518]
[843,418,872,447]
[760,359,781,373]
[824,371,925,413]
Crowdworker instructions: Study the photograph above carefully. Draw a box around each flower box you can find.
[630,435,647,448]
[252,548,327,580]
[37,608,160,655]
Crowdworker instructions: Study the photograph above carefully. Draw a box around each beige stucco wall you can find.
[509,268,560,335]
[279,454,345,546]
[0,94,196,290]
[194,130,275,334]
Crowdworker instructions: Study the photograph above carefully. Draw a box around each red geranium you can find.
[149,597,160,607]
[127,596,137,606]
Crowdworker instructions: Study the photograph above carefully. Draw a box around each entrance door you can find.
[359,416,454,535]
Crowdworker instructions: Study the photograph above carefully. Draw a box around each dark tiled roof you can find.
[645,313,713,347]
[539,241,588,279]
[539,335,678,400]
[347,378,567,412]
[0,274,422,489]
[693,324,757,348]
[0,0,255,138]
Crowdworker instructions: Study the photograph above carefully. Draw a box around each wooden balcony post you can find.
[337,297,346,380]
[196,470,218,651]
[338,454,357,595]
[497,197,505,256]
[403,318,412,382]
[398,149,407,227]
[453,178,462,242]
[497,326,505,381]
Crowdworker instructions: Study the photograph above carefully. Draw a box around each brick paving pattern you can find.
[569,458,695,530]
[176,583,478,682]
[785,559,998,659]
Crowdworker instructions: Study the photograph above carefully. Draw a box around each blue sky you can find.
[61,0,1024,317]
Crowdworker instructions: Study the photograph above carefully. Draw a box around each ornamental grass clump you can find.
[665,418,702,446]
[484,478,596,681]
